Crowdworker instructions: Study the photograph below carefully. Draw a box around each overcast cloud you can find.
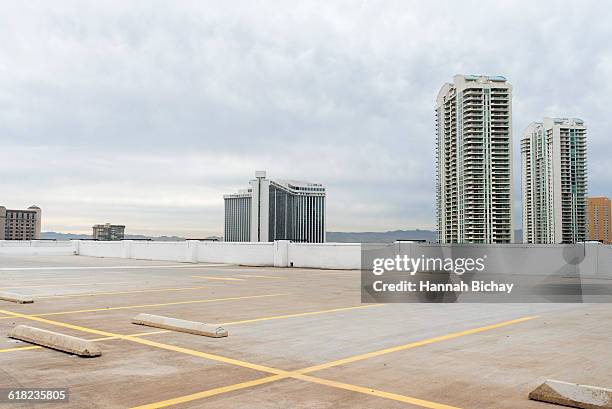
[1,1,610,236]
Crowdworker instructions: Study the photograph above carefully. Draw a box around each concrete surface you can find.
[0,254,610,408]
[8,324,102,357]
[529,380,612,408]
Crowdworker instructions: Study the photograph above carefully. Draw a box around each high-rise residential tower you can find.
[586,197,609,244]
[436,75,513,244]
[0,205,42,240]
[224,171,326,243]
[521,118,587,244]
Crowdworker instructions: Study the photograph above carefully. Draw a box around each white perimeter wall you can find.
[1,240,612,275]
[197,242,274,266]
[0,240,77,256]
[288,243,361,270]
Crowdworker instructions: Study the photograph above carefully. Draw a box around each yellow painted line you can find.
[0,308,287,375]
[0,335,119,353]
[121,335,287,374]
[0,306,534,409]
[219,304,384,326]
[0,345,42,353]
[191,276,244,281]
[0,305,379,352]
[236,274,285,279]
[294,374,460,409]
[126,305,384,340]
[4,304,459,409]
[0,294,287,320]
[295,316,539,374]
[129,315,537,409]
[130,375,286,409]
[36,286,209,299]
[0,281,134,290]
[0,309,117,337]
[0,330,169,354]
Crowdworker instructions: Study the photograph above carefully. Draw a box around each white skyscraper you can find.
[521,118,587,244]
[436,75,514,244]
[224,171,326,243]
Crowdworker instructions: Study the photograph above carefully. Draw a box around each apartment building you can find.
[224,171,326,243]
[92,224,126,241]
[0,205,42,240]
[436,75,513,244]
[521,118,587,244]
[587,196,610,244]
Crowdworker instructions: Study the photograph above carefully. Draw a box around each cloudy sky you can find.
[1,1,610,237]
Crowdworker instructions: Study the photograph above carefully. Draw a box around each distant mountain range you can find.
[42,230,438,243]
[42,229,523,243]
[326,230,436,243]
[41,232,189,241]
[327,229,523,243]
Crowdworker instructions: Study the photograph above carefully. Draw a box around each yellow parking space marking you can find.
[219,304,384,326]
[0,307,534,409]
[0,334,119,353]
[0,293,287,320]
[0,345,41,353]
[0,330,168,354]
[236,274,285,279]
[129,315,536,408]
[294,316,539,375]
[130,375,286,409]
[0,308,287,375]
[191,276,244,281]
[122,335,287,374]
[0,309,117,337]
[36,286,209,299]
[0,304,381,351]
[293,374,461,409]
[126,305,385,340]
[0,281,134,290]
[132,369,462,409]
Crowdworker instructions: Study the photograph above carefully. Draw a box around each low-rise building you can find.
[92,224,126,241]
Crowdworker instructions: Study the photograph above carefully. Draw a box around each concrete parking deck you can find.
[0,255,610,408]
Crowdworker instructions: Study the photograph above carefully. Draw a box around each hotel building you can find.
[521,118,587,244]
[224,171,326,243]
[436,75,514,244]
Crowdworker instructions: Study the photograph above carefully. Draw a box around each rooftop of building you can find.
[437,74,511,105]
[0,205,41,212]
[225,171,325,198]
[0,253,610,408]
